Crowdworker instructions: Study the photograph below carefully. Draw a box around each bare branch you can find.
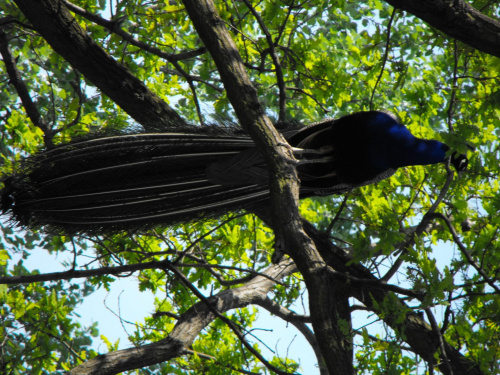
[14,0,187,132]
[69,259,296,375]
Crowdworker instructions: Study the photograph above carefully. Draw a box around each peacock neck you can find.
[367,112,448,170]
[390,139,448,168]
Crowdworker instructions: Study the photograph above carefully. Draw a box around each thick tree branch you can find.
[13,0,187,132]
[384,0,500,58]
[69,259,296,375]
[180,0,354,373]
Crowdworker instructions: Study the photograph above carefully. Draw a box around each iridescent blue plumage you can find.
[367,112,448,169]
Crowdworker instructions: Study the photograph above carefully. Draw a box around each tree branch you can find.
[383,0,500,58]
[166,262,293,375]
[68,259,296,375]
[61,0,207,63]
[369,8,396,110]
[183,349,262,375]
[425,307,454,375]
[13,0,187,132]
[254,297,329,375]
[0,28,53,145]
[382,163,457,281]
[0,258,285,286]
[0,259,169,285]
[180,0,355,373]
[61,0,209,125]
[432,212,500,294]
[241,0,287,123]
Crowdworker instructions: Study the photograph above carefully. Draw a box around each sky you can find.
[9,245,321,374]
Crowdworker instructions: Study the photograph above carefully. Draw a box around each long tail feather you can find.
[1,133,269,233]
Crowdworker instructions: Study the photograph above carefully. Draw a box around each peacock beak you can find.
[451,152,468,172]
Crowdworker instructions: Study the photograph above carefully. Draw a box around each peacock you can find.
[0,111,468,233]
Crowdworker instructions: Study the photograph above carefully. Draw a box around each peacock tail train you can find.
[1,133,271,233]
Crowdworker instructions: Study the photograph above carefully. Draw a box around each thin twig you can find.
[369,8,396,110]
[184,349,262,375]
[446,39,459,133]
[326,266,425,300]
[0,259,169,285]
[165,262,296,375]
[326,195,348,235]
[424,307,454,375]
[286,87,330,114]
[0,29,53,145]
[432,212,500,294]
[241,0,287,123]
[62,0,206,63]
[382,164,456,282]
[254,296,328,374]
[170,59,205,124]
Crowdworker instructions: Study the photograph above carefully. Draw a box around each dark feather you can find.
[0,111,468,234]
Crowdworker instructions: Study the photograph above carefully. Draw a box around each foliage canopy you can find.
[1,0,499,374]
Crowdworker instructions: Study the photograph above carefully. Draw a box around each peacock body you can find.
[0,111,467,233]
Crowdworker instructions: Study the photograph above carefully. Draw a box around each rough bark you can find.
[13,0,187,132]
[181,0,355,373]
[385,0,500,58]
